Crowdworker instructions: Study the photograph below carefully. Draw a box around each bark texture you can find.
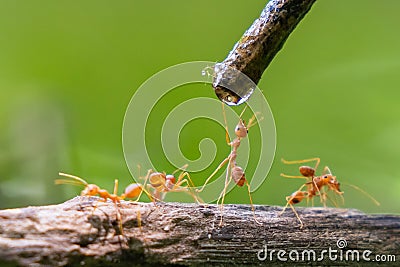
[0,196,399,266]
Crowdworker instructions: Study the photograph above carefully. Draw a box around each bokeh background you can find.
[0,0,398,214]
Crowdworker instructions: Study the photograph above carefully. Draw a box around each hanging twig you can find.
[213,0,317,105]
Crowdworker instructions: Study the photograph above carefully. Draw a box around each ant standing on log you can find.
[139,164,203,203]
[279,158,380,228]
[196,103,262,226]
[55,172,155,235]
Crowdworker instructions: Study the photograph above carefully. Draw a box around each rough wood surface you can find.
[213,0,317,105]
[0,196,398,266]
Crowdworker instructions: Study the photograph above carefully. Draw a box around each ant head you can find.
[321,174,330,180]
[328,176,341,193]
[165,174,176,184]
[321,174,341,193]
[235,119,248,138]
[82,184,99,196]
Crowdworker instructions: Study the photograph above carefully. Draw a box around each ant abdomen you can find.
[299,166,315,177]
[122,183,142,199]
[232,166,246,187]
[288,191,306,204]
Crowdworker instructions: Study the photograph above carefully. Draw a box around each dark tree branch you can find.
[213,0,317,105]
[0,197,399,266]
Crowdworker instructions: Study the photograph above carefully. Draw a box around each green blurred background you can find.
[0,0,398,213]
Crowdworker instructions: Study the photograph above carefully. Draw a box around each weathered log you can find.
[0,196,398,266]
[213,0,317,105]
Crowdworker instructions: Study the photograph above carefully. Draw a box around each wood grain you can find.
[0,196,398,266]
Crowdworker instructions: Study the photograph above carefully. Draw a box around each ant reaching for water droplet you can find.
[55,172,155,235]
[279,157,380,229]
[196,103,263,226]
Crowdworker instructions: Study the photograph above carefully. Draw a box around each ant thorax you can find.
[82,184,100,196]
[149,172,166,191]
[230,138,241,149]
[327,176,341,193]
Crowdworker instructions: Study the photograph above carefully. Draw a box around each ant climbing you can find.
[138,164,203,204]
[55,172,155,234]
[279,158,380,229]
[196,103,262,226]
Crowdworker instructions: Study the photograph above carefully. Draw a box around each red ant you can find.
[196,103,262,226]
[139,164,203,203]
[280,158,380,228]
[55,172,154,234]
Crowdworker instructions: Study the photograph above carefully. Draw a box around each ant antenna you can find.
[238,104,248,119]
[56,172,88,186]
[342,182,380,206]
[172,164,188,175]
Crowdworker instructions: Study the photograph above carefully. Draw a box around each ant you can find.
[279,158,380,228]
[196,103,262,226]
[139,164,203,204]
[55,172,155,235]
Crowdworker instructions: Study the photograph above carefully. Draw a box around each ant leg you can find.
[246,112,263,130]
[114,201,123,235]
[278,196,292,216]
[137,210,141,231]
[279,196,304,229]
[281,158,321,171]
[280,173,309,180]
[174,171,195,188]
[137,164,142,178]
[196,157,229,193]
[322,166,332,175]
[113,179,119,195]
[217,168,233,227]
[279,183,307,216]
[317,187,329,207]
[111,179,123,235]
[289,203,304,229]
[173,172,204,204]
[221,102,231,145]
[133,170,155,202]
[244,180,262,225]
[309,176,325,205]
[328,191,339,208]
[172,164,189,175]
[339,192,345,205]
